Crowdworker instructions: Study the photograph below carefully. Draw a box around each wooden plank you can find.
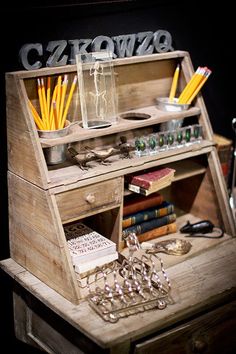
[6,74,49,188]
[134,300,236,354]
[180,53,213,140]
[39,106,201,147]
[8,172,81,303]
[1,237,236,348]
[48,142,214,192]
[208,148,236,235]
[172,159,206,181]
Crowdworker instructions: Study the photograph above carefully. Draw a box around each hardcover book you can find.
[122,213,176,238]
[137,222,177,243]
[122,201,174,229]
[129,167,175,190]
[65,222,117,265]
[123,192,164,217]
[128,178,172,195]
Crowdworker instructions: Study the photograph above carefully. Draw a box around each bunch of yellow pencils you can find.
[29,74,77,131]
[169,65,211,105]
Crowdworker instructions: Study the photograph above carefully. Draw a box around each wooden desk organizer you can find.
[6,51,236,304]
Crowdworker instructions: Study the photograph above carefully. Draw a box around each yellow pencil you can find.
[56,75,62,128]
[49,84,58,130]
[178,67,201,104]
[41,78,50,129]
[37,79,46,125]
[53,101,59,129]
[46,76,51,119]
[182,67,206,103]
[169,64,180,102]
[28,100,46,130]
[187,69,211,104]
[58,74,68,127]
[60,75,77,129]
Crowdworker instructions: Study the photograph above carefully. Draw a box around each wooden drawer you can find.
[134,301,236,354]
[55,177,123,223]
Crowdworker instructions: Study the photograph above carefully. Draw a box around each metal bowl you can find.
[156,97,190,112]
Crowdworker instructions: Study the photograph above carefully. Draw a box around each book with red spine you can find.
[130,167,175,190]
[123,192,164,217]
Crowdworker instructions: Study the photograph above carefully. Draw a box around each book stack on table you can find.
[65,222,118,277]
[122,192,177,243]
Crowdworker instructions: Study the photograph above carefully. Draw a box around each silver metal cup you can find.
[156,97,189,132]
[38,121,70,165]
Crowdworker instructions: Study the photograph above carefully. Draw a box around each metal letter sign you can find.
[19,30,173,70]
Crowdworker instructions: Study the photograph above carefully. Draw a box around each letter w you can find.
[112,34,136,58]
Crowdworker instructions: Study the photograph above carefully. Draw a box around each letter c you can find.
[19,43,43,70]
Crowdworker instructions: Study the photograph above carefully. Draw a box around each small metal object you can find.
[113,268,127,304]
[38,120,70,165]
[87,233,172,322]
[156,97,189,112]
[180,220,224,238]
[142,238,192,256]
[180,220,214,234]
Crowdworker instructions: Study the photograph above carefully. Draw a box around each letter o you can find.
[91,36,115,54]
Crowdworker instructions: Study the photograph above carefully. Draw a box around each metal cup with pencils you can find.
[28,74,77,165]
[37,120,71,165]
[157,64,211,132]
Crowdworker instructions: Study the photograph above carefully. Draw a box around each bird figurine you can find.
[85,146,117,165]
[117,136,135,158]
[68,147,95,170]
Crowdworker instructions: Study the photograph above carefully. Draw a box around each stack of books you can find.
[65,222,118,276]
[127,167,175,196]
[122,192,177,243]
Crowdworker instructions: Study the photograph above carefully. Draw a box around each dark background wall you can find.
[0,1,234,352]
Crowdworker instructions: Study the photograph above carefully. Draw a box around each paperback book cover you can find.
[122,201,174,229]
[129,167,175,190]
[74,252,118,275]
[65,222,117,264]
[122,213,176,238]
[123,192,164,217]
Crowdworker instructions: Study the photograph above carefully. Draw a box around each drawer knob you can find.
[86,193,95,204]
[192,337,207,353]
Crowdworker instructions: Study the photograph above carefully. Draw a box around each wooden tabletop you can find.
[1,236,236,349]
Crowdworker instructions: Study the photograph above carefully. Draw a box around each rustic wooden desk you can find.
[1,235,236,354]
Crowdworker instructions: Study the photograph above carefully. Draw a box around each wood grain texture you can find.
[134,300,236,354]
[6,73,49,188]
[1,237,236,349]
[8,172,80,303]
[6,50,215,192]
[55,177,122,223]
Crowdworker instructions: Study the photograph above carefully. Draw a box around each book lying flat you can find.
[123,192,164,217]
[129,167,175,190]
[137,222,177,243]
[122,213,176,238]
[65,222,116,264]
[128,177,172,195]
[122,201,174,229]
[74,252,118,274]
